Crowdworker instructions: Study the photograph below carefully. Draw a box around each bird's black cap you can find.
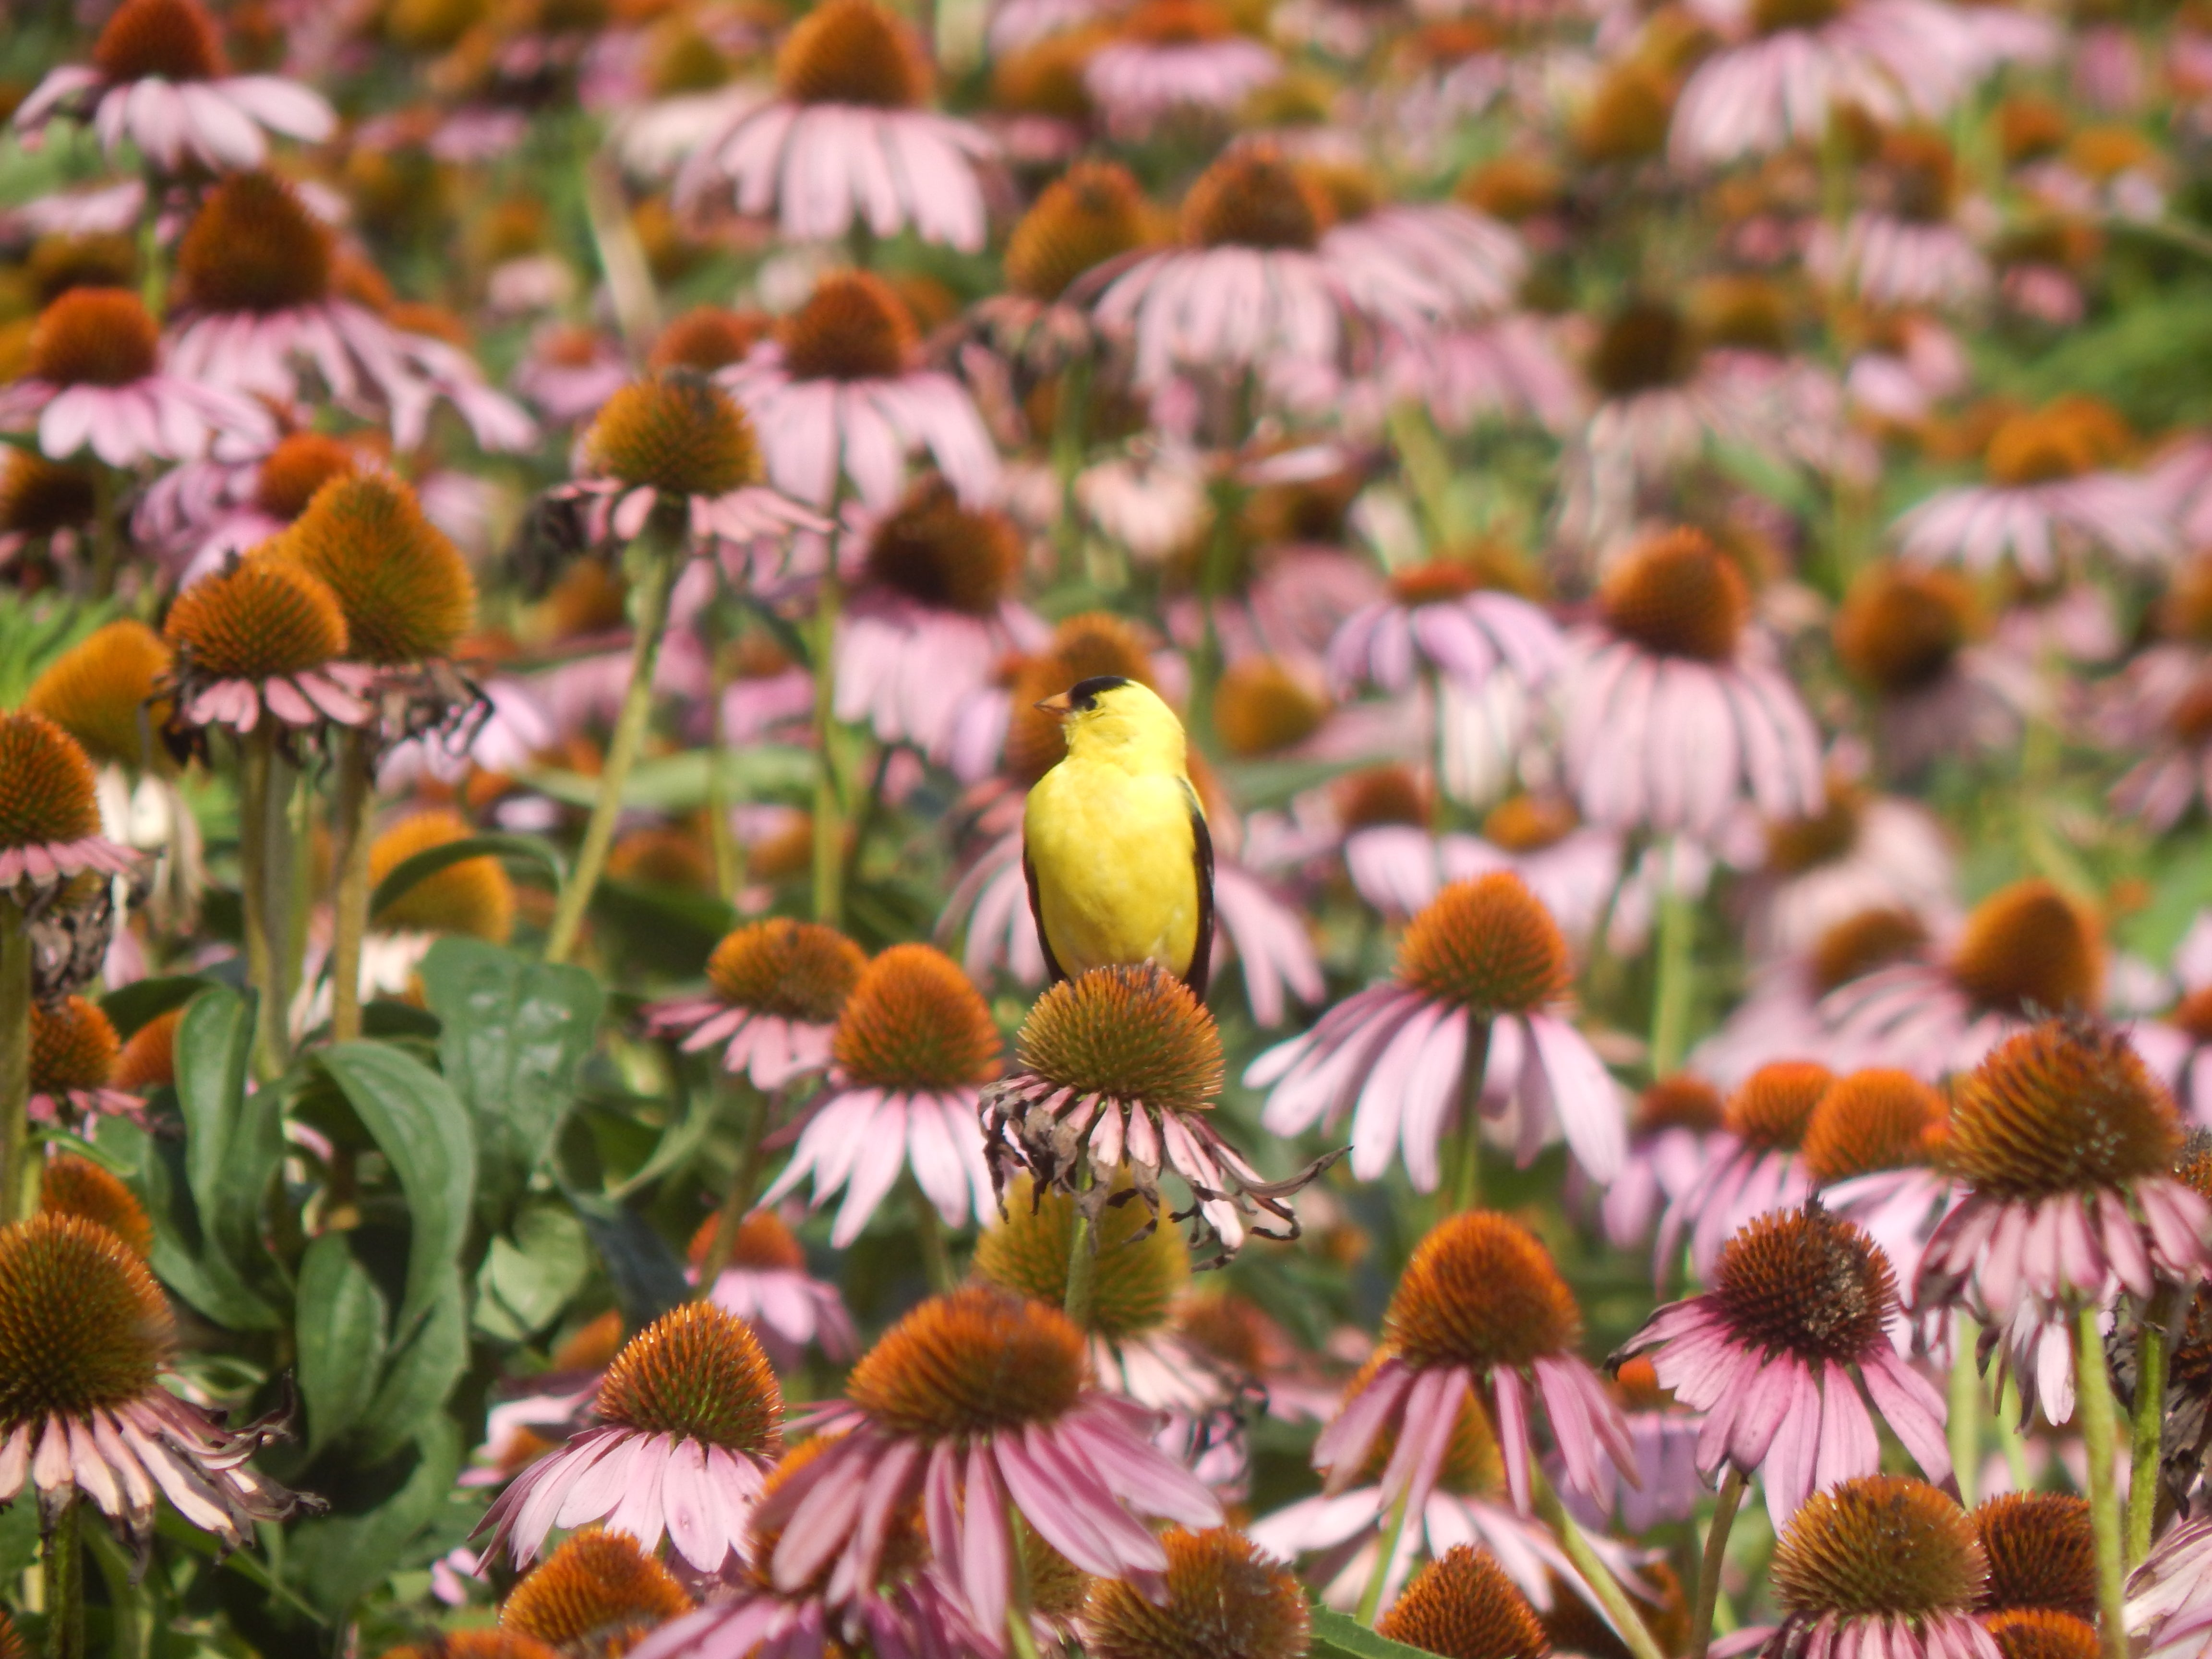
[1065,675,1132,709]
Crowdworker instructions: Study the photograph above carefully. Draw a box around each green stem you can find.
[326,727,375,1045]
[1995,1372,2032,1494]
[1050,355,1093,582]
[45,1500,82,1659]
[914,1187,956,1293]
[1063,1205,1099,1330]
[2075,1302,2129,1659]
[1187,477,1245,754]
[580,153,661,358]
[1534,1467,1668,1659]
[812,557,845,928]
[82,1522,147,1659]
[696,1081,775,1291]
[545,537,678,964]
[1949,1313,1980,1511]
[2129,1292,2175,1565]
[1649,840,1695,1079]
[704,612,743,905]
[1385,400,1455,547]
[88,469,120,603]
[1004,1503,1046,1659]
[1357,1489,1412,1626]
[1689,1467,1745,1659]
[0,903,30,1224]
[236,725,286,1079]
[1447,1023,1491,1217]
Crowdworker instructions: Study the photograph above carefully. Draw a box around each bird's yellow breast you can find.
[1024,759,1200,981]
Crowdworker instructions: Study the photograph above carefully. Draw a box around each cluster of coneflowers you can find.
[10,0,2212,1651]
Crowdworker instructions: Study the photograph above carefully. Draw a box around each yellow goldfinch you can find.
[1023,676,1214,997]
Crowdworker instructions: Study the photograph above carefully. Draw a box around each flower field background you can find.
[6,0,2212,1654]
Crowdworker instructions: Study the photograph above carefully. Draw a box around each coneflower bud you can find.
[1599,528,1749,663]
[1084,1527,1310,1659]
[973,1173,1190,1338]
[368,809,515,942]
[775,0,929,108]
[1378,1544,1548,1659]
[499,1527,692,1655]
[832,943,1001,1090]
[277,473,476,665]
[39,1156,154,1260]
[24,620,172,771]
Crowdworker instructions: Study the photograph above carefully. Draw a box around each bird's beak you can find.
[1034,692,1075,721]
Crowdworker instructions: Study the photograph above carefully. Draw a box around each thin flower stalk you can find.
[546,530,679,965]
[812,552,846,929]
[0,903,27,1223]
[2074,1300,2128,1659]
[326,726,374,1044]
[694,1080,779,1291]
[1532,1463,1668,1659]
[2127,1289,2174,1565]
[1689,1466,1745,1659]
[1949,1316,1981,1512]
[236,723,287,1078]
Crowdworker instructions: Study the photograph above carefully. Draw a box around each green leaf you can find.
[99,974,209,1040]
[1308,1606,1444,1659]
[524,745,814,813]
[418,937,602,1228]
[316,1043,476,1343]
[294,1232,390,1458]
[155,1510,327,1626]
[472,1200,591,1342]
[601,1082,715,1200]
[0,1496,38,1581]
[569,1195,689,1327]
[353,1272,468,1466]
[285,1417,462,1619]
[368,831,565,921]
[165,989,283,1328]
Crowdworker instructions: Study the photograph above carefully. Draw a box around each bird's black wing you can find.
[1183,781,1215,1002]
[1023,841,1069,985]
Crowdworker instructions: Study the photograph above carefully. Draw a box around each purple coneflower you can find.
[1616,1200,1949,1527]
[1082,0,1283,138]
[160,553,374,737]
[1603,1074,1727,1254]
[674,0,997,252]
[134,430,372,587]
[29,996,143,1125]
[12,0,334,172]
[0,287,271,468]
[984,962,1331,1260]
[1760,1476,2001,1659]
[0,712,140,894]
[1802,1067,1957,1295]
[753,1286,1222,1639]
[687,1210,858,1369]
[722,271,1000,512]
[1327,556,1565,705]
[1250,872,1627,1193]
[1314,1210,1633,1518]
[1810,131,1992,309]
[756,943,999,1245]
[1833,563,2035,778]
[2128,1515,2212,1659]
[1082,1527,1310,1659]
[497,1528,695,1656]
[642,918,865,1091]
[474,1302,785,1574]
[1562,528,1825,840]
[1656,1060,1829,1285]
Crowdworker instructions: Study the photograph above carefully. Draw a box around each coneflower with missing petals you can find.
[1250,873,1626,1195]
[161,552,373,737]
[10,0,334,173]
[756,943,1002,1245]
[474,1301,784,1572]
[718,270,1001,511]
[277,473,476,670]
[111,1008,180,1095]
[641,919,866,1091]
[685,1209,857,1369]
[39,1156,153,1259]
[499,1527,693,1656]
[25,620,172,775]
[30,995,139,1125]
[1975,1492,2097,1619]
[1763,1476,1998,1659]
[1377,1544,1547,1659]
[0,711,136,894]
[1915,1021,2212,1423]
[1315,1211,1632,1520]
[0,1213,315,1549]
[1083,1527,1310,1659]
[1657,1060,1831,1284]
[749,1286,1220,1640]
[986,962,1332,1259]
[1326,553,1566,722]
[1613,1200,1950,1527]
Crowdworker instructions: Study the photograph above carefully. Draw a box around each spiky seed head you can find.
[1015,963,1223,1115]
[584,372,763,499]
[368,809,515,941]
[1985,1611,2100,1659]
[1973,1493,2096,1618]
[704,918,866,1022]
[31,996,120,1100]
[1386,1211,1581,1372]
[26,288,159,387]
[1636,1074,1725,1134]
[1599,528,1749,662]
[176,173,334,314]
[164,553,349,681]
[1802,1070,1943,1183]
[775,272,918,383]
[1377,1544,1549,1659]
[112,1008,181,1094]
[1771,1476,1984,1618]
[1006,161,1153,301]
[594,1303,783,1455]
[0,711,105,853]
[1947,880,2102,1020]
[775,0,929,107]
[1710,1203,1898,1364]
[973,1174,1190,1338]
[1945,1022,2181,1198]
[276,473,476,664]
[864,475,1024,616]
[0,1214,174,1426]
[847,1286,1086,1439]
[253,433,362,521]
[1395,873,1573,1015]
[649,306,768,374]
[1084,1527,1311,1659]
[1724,1061,1834,1150]
[24,620,172,771]
[832,944,1001,1090]
[93,0,228,79]
[499,1527,693,1655]
[39,1157,153,1260]
[1180,150,1325,251]
[1812,908,1930,995]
